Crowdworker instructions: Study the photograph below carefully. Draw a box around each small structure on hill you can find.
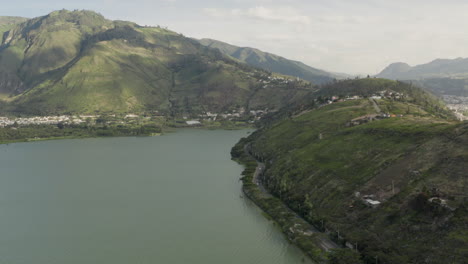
[186,120,201,126]
[364,199,381,207]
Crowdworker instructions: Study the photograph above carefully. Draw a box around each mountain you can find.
[0,10,313,115]
[376,62,411,79]
[377,58,468,80]
[377,59,468,120]
[377,59,468,97]
[232,78,466,263]
[0,16,28,36]
[198,38,341,84]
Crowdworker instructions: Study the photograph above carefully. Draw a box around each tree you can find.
[328,249,363,264]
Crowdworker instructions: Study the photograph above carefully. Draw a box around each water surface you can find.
[0,129,312,264]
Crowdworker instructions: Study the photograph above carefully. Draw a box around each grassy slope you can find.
[0,16,28,36]
[0,16,29,97]
[235,79,467,263]
[0,10,314,115]
[198,38,337,84]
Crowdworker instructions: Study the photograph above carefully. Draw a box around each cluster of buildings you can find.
[370,90,404,100]
[260,76,297,88]
[185,108,270,125]
[354,192,382,208]
[0,108,273,128]
[443,95,468,121]
[0,115,88,127]
[322,90,405,105]
[347,113,403,127]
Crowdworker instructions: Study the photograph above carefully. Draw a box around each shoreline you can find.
[232,142,341,264]
[0,129,163,145]
[0,124,254,146]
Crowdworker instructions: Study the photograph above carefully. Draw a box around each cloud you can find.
[203,6,310,25]
[245,6,310,24]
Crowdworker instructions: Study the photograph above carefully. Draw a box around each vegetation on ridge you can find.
[198,38,341,85]
[233,78,467,263]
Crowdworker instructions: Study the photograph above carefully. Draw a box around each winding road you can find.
[245,144,339,252]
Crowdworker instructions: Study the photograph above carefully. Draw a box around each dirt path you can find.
[369,98,382,113]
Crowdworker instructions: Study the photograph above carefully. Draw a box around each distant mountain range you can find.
[377,58,468,97]
[197,38,344,84]
[377,58,468,80]
[0,10,316,115]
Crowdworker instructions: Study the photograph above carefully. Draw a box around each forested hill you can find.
[233,78,467,263]
[198,38,341,85]
[0,10,314,116]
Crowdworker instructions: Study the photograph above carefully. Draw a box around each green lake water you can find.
[0,129,313,264]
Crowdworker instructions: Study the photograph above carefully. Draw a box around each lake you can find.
[0,129,313,264]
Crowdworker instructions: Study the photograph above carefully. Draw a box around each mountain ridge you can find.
[377,57,468,80]
[0,10,314,115]
[198,38,342,84]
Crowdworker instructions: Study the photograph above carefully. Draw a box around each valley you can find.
[0,7,467,264]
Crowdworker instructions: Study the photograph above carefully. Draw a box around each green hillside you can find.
[198,38,340,84]
[233,79,467,263]
[0,10,313,115]
[0,16,27,36]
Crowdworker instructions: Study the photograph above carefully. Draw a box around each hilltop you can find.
[0,10,313,116]
[198,38,341,84]
[232,78,467,263]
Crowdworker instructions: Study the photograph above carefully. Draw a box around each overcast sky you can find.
[2,0,468,74]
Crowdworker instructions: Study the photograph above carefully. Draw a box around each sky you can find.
[1,0,468,74]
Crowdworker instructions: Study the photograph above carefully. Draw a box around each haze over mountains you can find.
[377,58,468,120]
[377,58,468,97]
[377,58,468,80]
[0,10,316,115]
